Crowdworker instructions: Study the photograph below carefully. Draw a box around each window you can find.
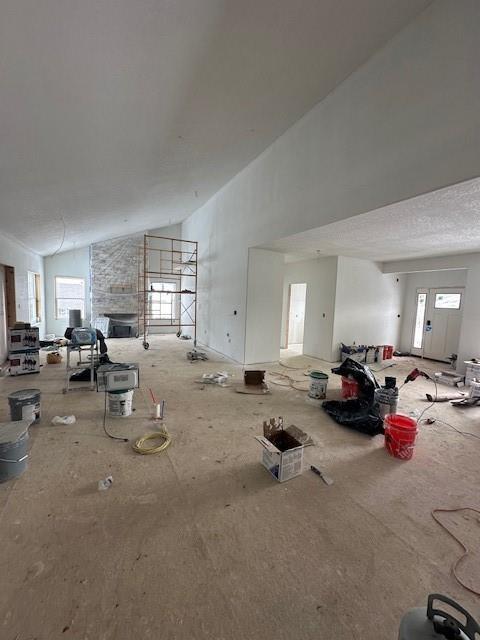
[150,282,177,320]
[434,293,461,309]
[27,272,42,324]
[55,276,85,320]
[413,292,427,349]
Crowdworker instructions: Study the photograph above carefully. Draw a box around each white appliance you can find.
[97,363,139,392]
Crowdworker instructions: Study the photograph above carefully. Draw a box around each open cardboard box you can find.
[255,428,304,483]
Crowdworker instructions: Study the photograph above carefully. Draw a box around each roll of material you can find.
[69,309,82,328]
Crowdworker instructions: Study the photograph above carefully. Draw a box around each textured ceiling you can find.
[0,0,431,255]
[263,178,480,262]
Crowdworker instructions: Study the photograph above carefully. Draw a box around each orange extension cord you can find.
[431,507,480,596]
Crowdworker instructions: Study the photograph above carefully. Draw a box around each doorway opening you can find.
[411,287,464,362]
[0,265,16,364]
[286,283,307,355]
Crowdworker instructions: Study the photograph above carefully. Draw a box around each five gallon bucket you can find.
[0,421,30,482]
[384,414,418,460]
[108,389,134,417]
[8,389,41,424]
[308,371,328,400]
[374,386,399,419]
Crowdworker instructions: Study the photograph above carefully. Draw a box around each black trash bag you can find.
[322,399,384,436]
[331,357,379,401]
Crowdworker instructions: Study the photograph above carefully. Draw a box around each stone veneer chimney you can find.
[91,234,142,318]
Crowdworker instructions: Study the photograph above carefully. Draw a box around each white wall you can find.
[0,265,6,363]
[399,270,468,352]
[149,223,182,240]
[183,1,480,363]
[332,257,404,358]
[0,232,45,338]
[44,246,91,336]
[458,265,480,368]
[244,249,284,364]
[281,257,338,361]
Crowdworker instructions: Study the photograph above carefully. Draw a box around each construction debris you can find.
[426,392,465,403]
[196,372,229,386]
[51,415,76,425]
[98,476,113,491]
[310,465,333,486]
[187,350,208,361]
[434,370,465,387]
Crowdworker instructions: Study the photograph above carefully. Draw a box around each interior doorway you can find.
[411,287,464,362]
[286,283,307,354]
[0,265,16,364]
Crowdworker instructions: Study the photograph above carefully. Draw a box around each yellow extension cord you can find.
[132,429,172,454]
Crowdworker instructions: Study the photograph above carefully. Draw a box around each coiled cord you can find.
[132,430,171,454]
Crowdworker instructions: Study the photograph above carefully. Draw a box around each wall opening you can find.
[285,283,307,355]
[0,265,16,364]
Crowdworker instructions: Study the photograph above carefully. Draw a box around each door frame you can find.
[410,286,465,359]
[286,282,307,348]
[410,288,428,357]
[4,265,16,327]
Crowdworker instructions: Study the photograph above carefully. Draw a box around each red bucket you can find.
[383,345,394,360]
[384,414,418,460]
[341,376,359,399]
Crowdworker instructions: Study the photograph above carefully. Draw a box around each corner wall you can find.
[0,232,45,345]
[332,257,405,358]
[183,0,480,363]
[244,249,284,364]
[458,265,480,368]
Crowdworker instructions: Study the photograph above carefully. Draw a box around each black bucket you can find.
[0,422,30,482]
[8,389,41,423]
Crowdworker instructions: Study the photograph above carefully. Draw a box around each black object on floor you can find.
[322,398,384,436]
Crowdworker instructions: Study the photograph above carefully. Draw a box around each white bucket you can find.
[108,390,133,418]
[308,371,328,400]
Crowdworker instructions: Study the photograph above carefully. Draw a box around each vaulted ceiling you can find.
[0,0,432,255]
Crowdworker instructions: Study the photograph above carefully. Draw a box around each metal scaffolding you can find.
[137,234,198,350]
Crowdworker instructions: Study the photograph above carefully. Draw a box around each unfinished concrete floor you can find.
[0,335,479,639]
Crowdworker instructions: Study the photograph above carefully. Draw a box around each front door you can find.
[411,288,464,362]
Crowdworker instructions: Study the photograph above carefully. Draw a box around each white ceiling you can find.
[0,0,432,255]
[263,178,480,263]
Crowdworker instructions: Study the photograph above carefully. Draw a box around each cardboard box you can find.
[255,429,304,482]
[341,350,365,363]
[8,327,40,352]
[9,350,40,375]
[465,361,480,386]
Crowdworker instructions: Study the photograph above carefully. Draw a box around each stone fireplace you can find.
[91,234,142,337]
